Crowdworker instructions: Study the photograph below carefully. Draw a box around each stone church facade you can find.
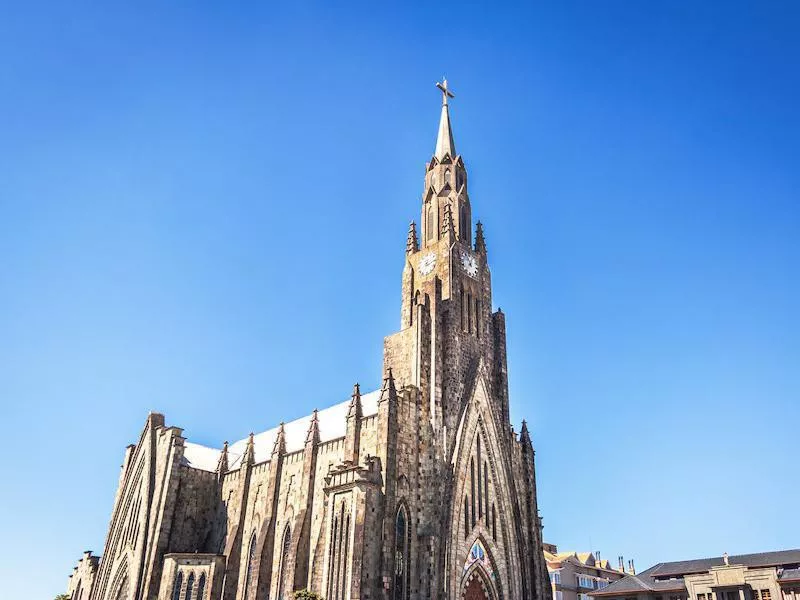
[66,81,552,600]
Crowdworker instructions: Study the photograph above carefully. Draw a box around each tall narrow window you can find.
[185,573,194,600]
[327,513,339,600]
[460,206,468,241]
[470,457,476,527]
[492,504,497,539]
[196,574,206,600]
[460,290,466,330]
[464,496,469,538]
[476,300,481,337]
[484,462,489,522]
[467,293,473,334]
[477,437,483,519]
[394,506,408,600]
[329,502,350,600]
[243,532,256,600]
[73,581,82,600]
[172,572,183,600]
[427,205,435,241]
[278,524,292,599]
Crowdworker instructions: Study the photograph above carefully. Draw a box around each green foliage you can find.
[294,590,324,600]
[54,595,71,600]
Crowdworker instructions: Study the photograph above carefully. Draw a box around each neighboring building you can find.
[544,544,626,600]
[591,549,800,600]
[65,81,552,600]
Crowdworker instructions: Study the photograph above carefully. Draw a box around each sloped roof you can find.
[594,550,800,597]
[780,568,800,582]
[181,390,381,472]
[577,552,596,566]
[648,550,800,578]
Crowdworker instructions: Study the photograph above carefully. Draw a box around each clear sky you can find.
[1,2,798,598]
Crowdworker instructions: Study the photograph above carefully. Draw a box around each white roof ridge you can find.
[181,389,381,470]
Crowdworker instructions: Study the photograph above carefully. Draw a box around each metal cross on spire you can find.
[436,78,455,106]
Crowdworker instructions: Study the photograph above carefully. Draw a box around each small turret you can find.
[216,440,229,475]
[475,221,487,255]
[243,432,255,466]
[520,420,532,445]
[345,383,363,464]
[347,383,363,420]
[406,222,419,254]
[305,409,320,445]
[379,368,398,403]
[272,422,286,456]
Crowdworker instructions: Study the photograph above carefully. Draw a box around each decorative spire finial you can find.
[216,440,229,474]
[243,432,255,466]
[441,203,455,239]
[475,221,486,254]
[406,221,419,254]
[434,79,456,159]
[306,409,320,445]
[379,367,397,403]
[436,78,455,106]
[272,422,286,456]
[348,383,363,420]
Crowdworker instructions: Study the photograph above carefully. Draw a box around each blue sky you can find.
[1,2,798,597]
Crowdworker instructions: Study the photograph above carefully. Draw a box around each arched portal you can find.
[460,540,500,600]
[461,566,494,600]
[463,575,490,600]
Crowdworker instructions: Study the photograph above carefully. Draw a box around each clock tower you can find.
[388,79,510,463]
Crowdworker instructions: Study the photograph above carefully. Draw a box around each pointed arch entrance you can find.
[461,565,494,600]
[463,574,490,600]
[460,540,500,600]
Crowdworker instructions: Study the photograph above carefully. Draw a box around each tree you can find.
[54,595,71,600]
[294,590,324,600]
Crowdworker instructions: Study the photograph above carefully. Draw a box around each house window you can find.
[761,591,772,600]
[556,592,563,600]
[551,571,561,584]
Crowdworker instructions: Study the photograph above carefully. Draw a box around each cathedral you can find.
[66,81,552,600]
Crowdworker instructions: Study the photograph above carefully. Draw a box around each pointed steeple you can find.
[434,78,456,159]
[347,383,363,420]
[475,221,487,254]
[216,440,229,475]
[305,409,320,445]
[272,422,286,456]
[379,368,397,403]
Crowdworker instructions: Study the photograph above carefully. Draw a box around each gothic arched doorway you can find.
[460,540,500,600]
[463,573,490,600]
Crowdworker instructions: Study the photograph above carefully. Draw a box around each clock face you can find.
[419,252,437,276]
[460,251,479,278]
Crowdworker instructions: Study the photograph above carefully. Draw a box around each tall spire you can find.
[434,78,456,159]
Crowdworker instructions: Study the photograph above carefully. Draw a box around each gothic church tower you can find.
[383,80,551,600]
